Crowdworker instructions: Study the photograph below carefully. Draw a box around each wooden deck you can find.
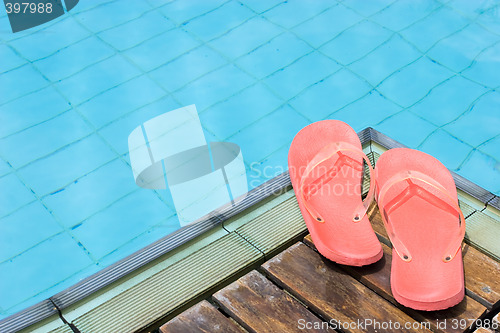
[159,206,500,333]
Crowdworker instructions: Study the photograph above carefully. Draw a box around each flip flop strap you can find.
[299,142,375,223]
[376,170,465,263]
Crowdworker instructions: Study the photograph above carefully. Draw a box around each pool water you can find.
[1,0,500,320]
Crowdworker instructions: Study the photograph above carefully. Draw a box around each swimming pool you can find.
[1,0,499,321]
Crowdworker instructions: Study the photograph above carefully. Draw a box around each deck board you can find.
[303,235,486,333]
[159,300,245,333]
[261,242,430,333]
[367,205,500,309]
[212,270,327,333]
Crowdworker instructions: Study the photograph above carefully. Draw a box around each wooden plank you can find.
[213,270,327,333]
[261,242,430,333]
[159,300,245,333]
[367,205,500,309]
[303,235,486,333]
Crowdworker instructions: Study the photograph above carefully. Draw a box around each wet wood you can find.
[367,205,500,309]
[212,270,327,333]
[159,300,245,333]
[303,235,487,333]
[261,242,429,333]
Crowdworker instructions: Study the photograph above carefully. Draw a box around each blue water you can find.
[1,0,500,319]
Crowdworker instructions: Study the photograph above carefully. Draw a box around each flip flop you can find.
[288,120,382,266]
[375,148,466,311]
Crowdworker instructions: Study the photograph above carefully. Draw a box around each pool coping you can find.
[1,127,499,333]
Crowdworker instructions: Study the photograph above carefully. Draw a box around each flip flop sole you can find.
[376,148,465,311]
[289,120,382,266]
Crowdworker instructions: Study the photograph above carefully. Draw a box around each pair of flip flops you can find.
[289,120,466,311]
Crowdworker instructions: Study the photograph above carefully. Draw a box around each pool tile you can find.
[342,0,393,17]
[200,83,283,140]
[69,0,113,12]
[0,159,10,177]
[183,1,254,41]
[331,91,402,131]
[479,135,500,160]
[73,191,174,260]
[98,11,175,51]
[243,0,285,13]
[0,65,48,105]
[43,159,137,229]
[174,64,255,110]
[124,29,200,71]
[159,0,227,24]
[444,91,500,147]
[293,5,363,48]
[0,174,35,218]
[349,35,420,86]
[57,55,141,105]
[264,51,340,100]
[419,130,473,170]
[210,17,282,59]
[99,96,181,155]
[0,110,92,169]
[400,7,468,52]
[374,111,437,148]
[449,0,487,19]
[370,0,441,31]
[377,57,453,107]
[229,104,309,167]
[0,202,62,262]
[249,143,289,187]
[78,75,165,128]
[320,20,392,65]
[0,44,24,73]
[35,36,114,82]
[18,134,116,197]
[75,0,152,33]
[9,17,89,61]
[262,0,335,29]
[0,232,93,310]
[290,69,372,120]
[97,216,179,268]
[149,46,227,92]
[0,86,70,138]
[236,32,313,79]
[411,75,487,126]
[427,24,499,72]
[462,43,500,88]
[476,6,500,35]
[458,150,500,195]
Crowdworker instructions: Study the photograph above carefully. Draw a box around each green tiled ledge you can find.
[225,191,307,257]
[465,207,500,262]
[71,232,261,333]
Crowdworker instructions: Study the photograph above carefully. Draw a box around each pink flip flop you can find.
[288,120,382,266]
[375,148,466,311]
